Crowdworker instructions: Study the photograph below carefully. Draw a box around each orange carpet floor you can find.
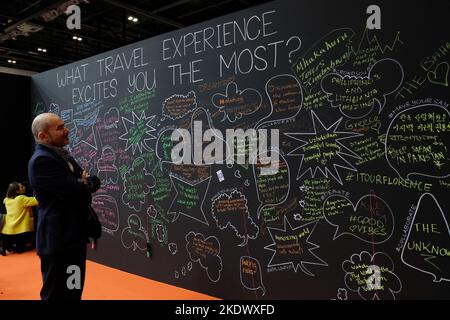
[0,250,218,300]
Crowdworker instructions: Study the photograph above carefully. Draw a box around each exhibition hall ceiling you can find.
[0,0,270,72]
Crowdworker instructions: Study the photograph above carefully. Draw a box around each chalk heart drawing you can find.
[323,194,394,244]
[427,62,449,87]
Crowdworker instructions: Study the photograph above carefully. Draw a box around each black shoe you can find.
[0,248,6,256]
[14,246,26,253]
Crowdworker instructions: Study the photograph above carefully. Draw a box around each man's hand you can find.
[81,171,100,193]
[81,170,90,179]
[80,170,90,185]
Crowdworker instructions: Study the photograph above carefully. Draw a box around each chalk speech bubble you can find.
[292,28,355,92]
[211,190,258,246]
[162,91,197,120]
[97,146,118,185]
[401,193,450,283]
[121,157,155,212]
[240,256,266,296]
[256,74,302,129]
[92,194,119,234]
[185,232,222,282]
[323,194,394,244]
[190,106,231,165]
[260,197,300,231]
[342,251,402,300]
[321,58,404,119]
[385,104,450,179]
[212,82,262,123]
[253,150,290,219]
[155,128,178,163]
[121,214,147,251]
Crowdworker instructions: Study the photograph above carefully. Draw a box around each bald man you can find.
[28,113,100,300]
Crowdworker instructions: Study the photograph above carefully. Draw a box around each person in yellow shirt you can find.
[0,182,38,255]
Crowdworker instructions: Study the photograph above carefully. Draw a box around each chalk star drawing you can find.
[119,111,156,155]
[168,176,211,226]
[72,110,99,151]
[285,111,361,185]
[265,217,327,276]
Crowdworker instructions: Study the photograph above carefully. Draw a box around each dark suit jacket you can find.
[28,144,100,255]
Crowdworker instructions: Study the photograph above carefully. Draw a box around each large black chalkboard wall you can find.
[30,0,450,299]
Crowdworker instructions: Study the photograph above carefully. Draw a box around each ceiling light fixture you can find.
[128,16,139,23]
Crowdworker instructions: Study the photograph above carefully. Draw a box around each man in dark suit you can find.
[28,112,100,300]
